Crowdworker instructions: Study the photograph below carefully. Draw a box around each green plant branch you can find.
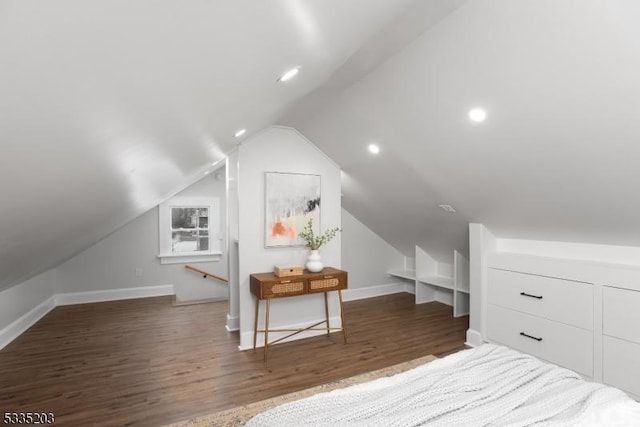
[298,218,341,250]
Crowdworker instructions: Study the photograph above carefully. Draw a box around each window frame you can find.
[158,196,222,265]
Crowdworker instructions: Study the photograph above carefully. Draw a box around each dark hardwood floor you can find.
[0,293,468,426]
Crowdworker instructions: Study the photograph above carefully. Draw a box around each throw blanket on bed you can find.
[247,344,638,426]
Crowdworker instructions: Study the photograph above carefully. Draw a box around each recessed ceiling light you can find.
[469,108,487,123]
[439,204,456,213]
[234,129,247,138]
[368,144,380,154]
[277,67,300,82]
[204,170,211,176]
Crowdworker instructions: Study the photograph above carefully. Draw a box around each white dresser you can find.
[486,268,593,377]
[483,253,640,399]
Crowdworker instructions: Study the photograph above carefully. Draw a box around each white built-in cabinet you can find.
[486,268,594,377]
[602,286,640,398]
[484,252,640,400]
[388,246,469,317]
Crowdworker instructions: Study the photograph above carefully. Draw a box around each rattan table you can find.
[249,267,348,362]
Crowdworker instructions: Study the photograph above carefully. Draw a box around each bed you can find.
[247,344,640,426]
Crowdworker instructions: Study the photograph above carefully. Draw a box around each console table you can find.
[249,267,348,361]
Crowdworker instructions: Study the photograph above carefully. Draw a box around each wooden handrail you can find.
[185,264,229,284]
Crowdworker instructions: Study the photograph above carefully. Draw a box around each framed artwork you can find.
[265,172,321,247]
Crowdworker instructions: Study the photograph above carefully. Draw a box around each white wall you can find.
[226,151,240,330]
[497,238,640,267]
[237,126,341,350]
[0,168,228,350]
[341,208,407,300]
[56,171,228,303]
[467,223,496,347]
[0,270,55,333]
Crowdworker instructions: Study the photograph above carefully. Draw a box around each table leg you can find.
[338,289,347,344]
[264,299,271,362]
[253,297,259,350]
[324,292,330,336]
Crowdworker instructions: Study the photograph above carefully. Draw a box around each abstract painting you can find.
[265,172,320,247]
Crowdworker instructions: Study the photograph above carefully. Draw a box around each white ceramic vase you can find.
[305,249,324,272]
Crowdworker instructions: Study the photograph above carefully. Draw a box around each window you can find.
[158,197,221,264]
[171,206,209,253]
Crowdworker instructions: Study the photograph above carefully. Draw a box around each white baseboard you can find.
[341,282,413,302]
[0,285,175,351]
[238,315,343,350]
[55,285,174,306]
[465,328,483,347]
[0,296,57,351]
[404,282,416,295]
[226,314,239,332]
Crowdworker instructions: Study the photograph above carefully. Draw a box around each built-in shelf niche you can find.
[386,269,416,281]
[388,246,469,317]
[387,255,416,289]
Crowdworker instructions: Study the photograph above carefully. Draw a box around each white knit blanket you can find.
[247,344,640,426]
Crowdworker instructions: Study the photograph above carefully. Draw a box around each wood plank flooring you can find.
[0,293,468,426]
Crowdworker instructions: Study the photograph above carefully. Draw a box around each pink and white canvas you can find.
[265,172,320,247]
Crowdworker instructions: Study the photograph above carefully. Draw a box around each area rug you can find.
[167,354,437,427]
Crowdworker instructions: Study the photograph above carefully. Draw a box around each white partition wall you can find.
[415,246,439,304]
[467,223,496,346]
[226,151,240,331]
[237,126,342,350]
[453,250,470,317]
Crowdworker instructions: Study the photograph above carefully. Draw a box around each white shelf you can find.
[417,275,454,291]
[387,269,416,281]
[413,246,470,317]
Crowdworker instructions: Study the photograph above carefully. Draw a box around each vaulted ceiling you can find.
[3,0,640,291]
[283,0,640,261]
[0,0,416,290]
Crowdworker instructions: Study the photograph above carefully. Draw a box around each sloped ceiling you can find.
[0,0,416,291]
[5,0,640,292]
[282,0,640,262]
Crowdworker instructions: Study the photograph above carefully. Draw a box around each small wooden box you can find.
[274,265,304,277]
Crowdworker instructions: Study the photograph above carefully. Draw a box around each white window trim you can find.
[158,196,222,265]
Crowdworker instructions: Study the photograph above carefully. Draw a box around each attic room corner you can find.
[0,125,415,353]
[0,163,229,350]
[8,1,640,423]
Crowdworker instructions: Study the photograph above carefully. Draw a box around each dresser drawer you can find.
[603,286,640,343]
[253,279,307,298]
[603,335,640,398]
[308,273,347,294]
[487,304,593,376]
[488,268,593,330]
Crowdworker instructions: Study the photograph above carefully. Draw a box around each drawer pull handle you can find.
[520,332,543,342]
[520,292,543,300]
